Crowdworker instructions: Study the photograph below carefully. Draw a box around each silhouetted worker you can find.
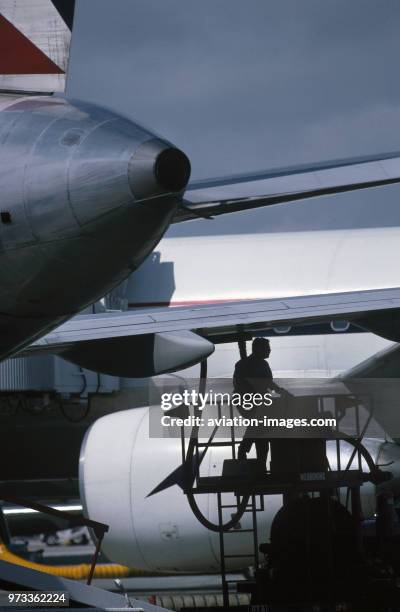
[233,337,288,465]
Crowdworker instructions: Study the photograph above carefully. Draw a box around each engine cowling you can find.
[63,330,214,377]
[79,407,385,573]
[79,406,278,572]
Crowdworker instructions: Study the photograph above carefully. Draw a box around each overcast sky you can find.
[68,1,400,234]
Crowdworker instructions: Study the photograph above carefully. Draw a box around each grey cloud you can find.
[68,0,400,234]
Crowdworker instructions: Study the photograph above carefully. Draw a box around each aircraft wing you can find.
[22,286,400,353]
[177,151,400,221]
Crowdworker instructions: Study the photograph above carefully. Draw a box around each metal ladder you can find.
[217,491,264,609]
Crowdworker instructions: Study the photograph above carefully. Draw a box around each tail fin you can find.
[340,342,400,442]
[0,0,75,94]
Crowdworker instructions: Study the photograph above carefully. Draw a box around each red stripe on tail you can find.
[0,14,64,74]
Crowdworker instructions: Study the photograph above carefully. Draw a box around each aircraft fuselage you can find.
[0,94,190,359]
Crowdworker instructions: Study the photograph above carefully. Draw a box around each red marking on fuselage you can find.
[0,14,64,75]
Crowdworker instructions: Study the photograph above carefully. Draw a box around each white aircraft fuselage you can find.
[79,226,400,573]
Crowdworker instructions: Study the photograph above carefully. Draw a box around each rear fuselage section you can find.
[0,94,186,358]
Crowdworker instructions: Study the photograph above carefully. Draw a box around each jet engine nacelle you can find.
[79,406,275,572]
[79,407,386,573]
[63,331,214,377]
[0,96,190,323]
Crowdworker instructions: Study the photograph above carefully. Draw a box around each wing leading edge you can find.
[20,286,400,358]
